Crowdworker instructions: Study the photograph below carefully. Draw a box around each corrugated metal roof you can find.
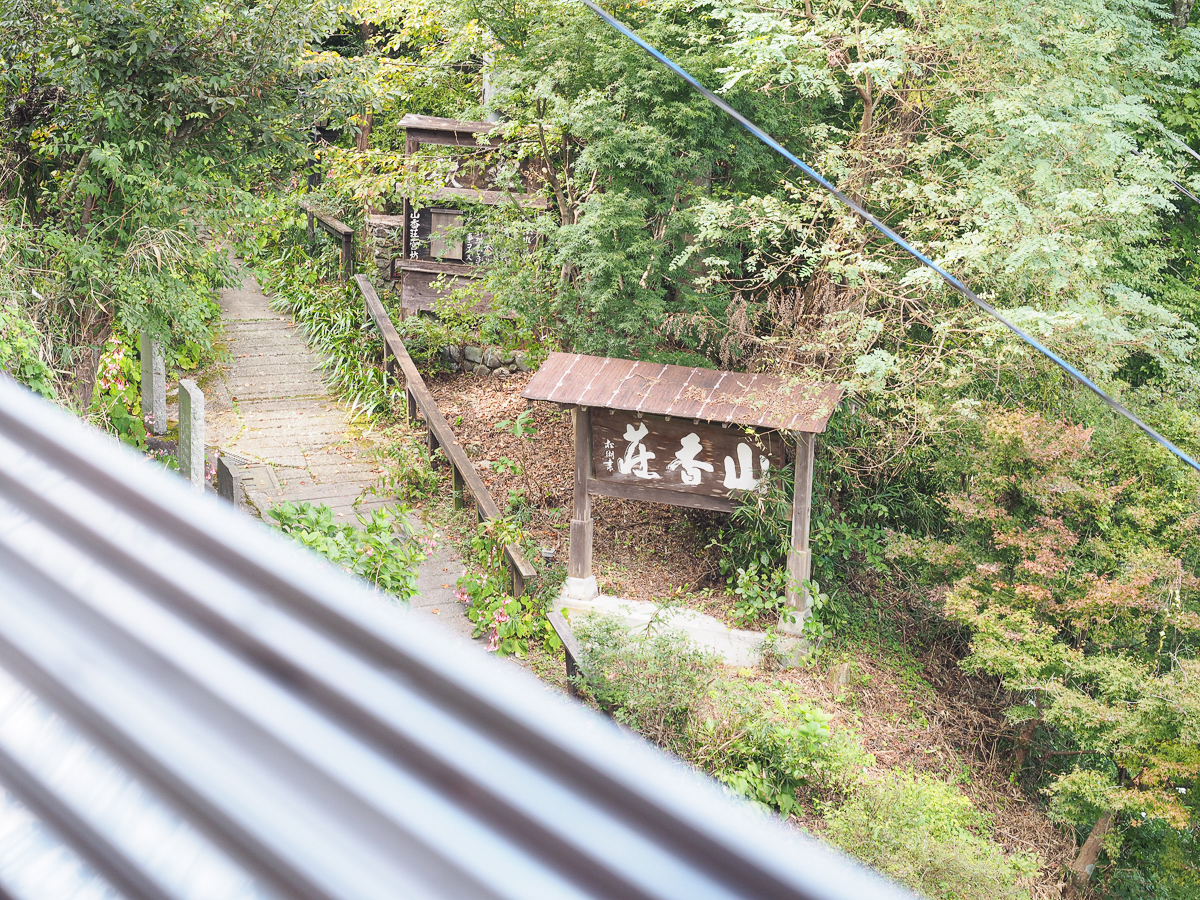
[522,353,843,432]
[0,375,908,900]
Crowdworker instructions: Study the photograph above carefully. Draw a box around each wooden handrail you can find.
[300,201,355,280]
[354,275,537,596]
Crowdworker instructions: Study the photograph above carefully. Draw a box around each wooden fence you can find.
[354,275,537,597]
[300,201,355,281]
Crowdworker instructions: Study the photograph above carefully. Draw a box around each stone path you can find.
[203,265,473,641]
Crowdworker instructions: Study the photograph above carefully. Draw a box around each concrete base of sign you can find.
[556,591,806,668]
[561,576,599,602]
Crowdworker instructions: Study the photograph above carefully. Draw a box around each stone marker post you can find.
[139,332,166,435]
[216,455,240,505]
[178,379,205,490]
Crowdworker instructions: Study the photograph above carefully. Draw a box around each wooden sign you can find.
[522,352,842,628]
[406,206,490,263]
[588,410,786,511]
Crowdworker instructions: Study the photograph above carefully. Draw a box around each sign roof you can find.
[522,353,843,432]
[397,113,496,134]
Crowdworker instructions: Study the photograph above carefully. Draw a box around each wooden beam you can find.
[299,201,354,237]
[299,202,355,281]
[569,407,593,579]
[784,432,815,625]
[546,611,587,697]
[585,478,739,513]
[418,185,548,209]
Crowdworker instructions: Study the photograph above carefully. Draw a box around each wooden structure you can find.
[523,353,842,628]
[355,275,536,595]
[300,200,355,280]
[381,114,545,317]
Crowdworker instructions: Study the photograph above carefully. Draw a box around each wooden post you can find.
[510,553,526,598]
[568,406,593,579]
[406,388,417,425]
[340,233,353,281]
[306,210,315,243]
[782,432,815,631]
[452,465,465,510]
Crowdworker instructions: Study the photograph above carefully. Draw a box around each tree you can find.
[892,410,1200,896]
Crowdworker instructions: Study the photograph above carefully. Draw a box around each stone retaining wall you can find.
[367,217,403,289]
[443,344,531,377]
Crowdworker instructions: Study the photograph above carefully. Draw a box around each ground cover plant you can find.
[268,499,427,600]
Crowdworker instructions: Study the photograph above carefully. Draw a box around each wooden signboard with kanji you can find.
[588,410,787,512]
[523,353,843,633]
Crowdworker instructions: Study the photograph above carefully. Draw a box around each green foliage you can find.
[571,615,866,811]
[369,426,443,503]
[572,615,718,753]
[0,297,56,400]
[0,0,317,407]
[892,409,1200,856]
[494,408,537,440]
[705,703,833,816]
[824,772,1039,900]
[457,517,560,656]
[267,500,425,600]
[728,561,792,628]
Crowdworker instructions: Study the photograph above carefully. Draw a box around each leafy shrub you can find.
[268,501,425,601]
[457,518,560,656]
[572,615,717,753]
[368,426,442,503]
[702,703,835,816]
[891,410,1200,837]
[0,300,56,400]
[824,772,1038,900]
[572,616,865,812]
[729,559,793,628]
[91,332,146,447]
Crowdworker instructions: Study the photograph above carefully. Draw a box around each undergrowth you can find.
[569,614,1039,900]
[268,500,428,601]
[456,517,563,656]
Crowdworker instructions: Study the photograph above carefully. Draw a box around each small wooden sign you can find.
[589,410,786,511]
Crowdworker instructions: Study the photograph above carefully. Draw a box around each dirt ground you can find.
[418,370,1075,896]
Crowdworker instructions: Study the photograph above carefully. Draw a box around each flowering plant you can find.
[457,518,560,657]
[91,332,146,448]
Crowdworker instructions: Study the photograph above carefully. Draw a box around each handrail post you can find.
[452,466,465,510]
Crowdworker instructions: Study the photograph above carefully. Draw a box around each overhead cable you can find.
[578,0,1200,476]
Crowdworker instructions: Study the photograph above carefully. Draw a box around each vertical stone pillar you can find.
[140,332,166,435]
[178,379,205,491]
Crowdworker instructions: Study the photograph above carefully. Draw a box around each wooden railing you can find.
[355,275,537,597]
[300,200,355,280]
